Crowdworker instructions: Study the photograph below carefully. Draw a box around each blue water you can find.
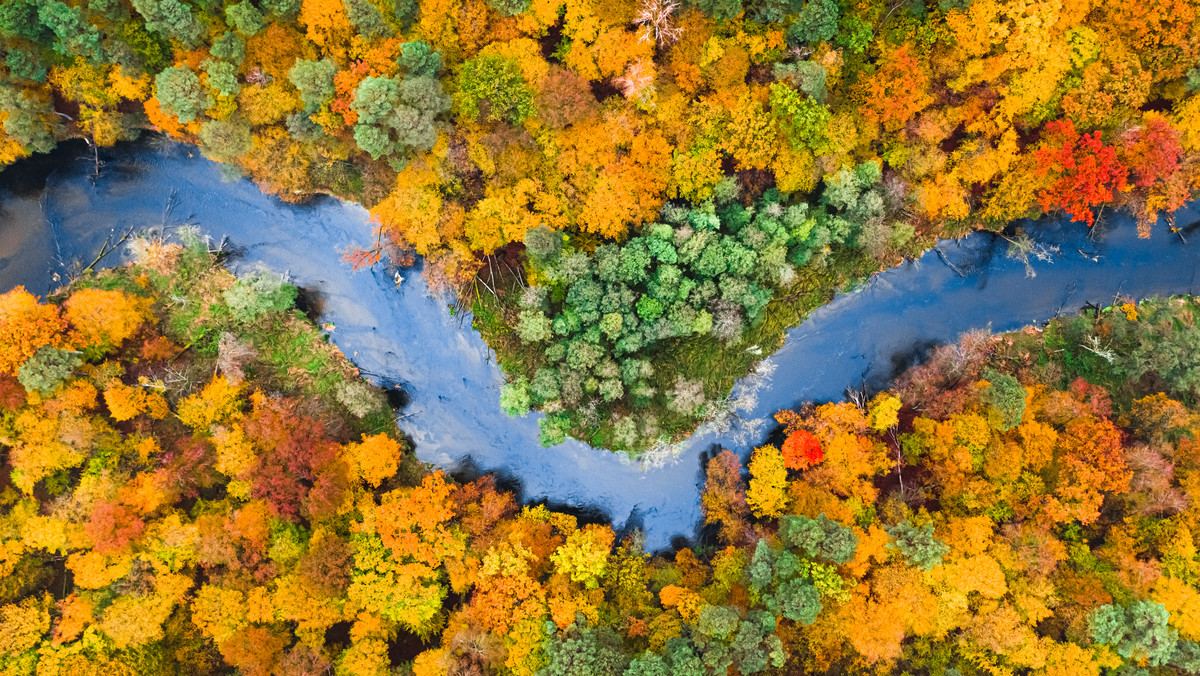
[1,141,1197,549]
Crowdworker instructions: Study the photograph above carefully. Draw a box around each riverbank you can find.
[3,141,1200,550]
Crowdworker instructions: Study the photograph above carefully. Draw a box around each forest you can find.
[5,230,1200,675]
[0,0,1198,449]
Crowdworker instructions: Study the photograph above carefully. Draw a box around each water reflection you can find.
[1,140,1197,550]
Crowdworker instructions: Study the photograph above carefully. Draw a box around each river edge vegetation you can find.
[2,0,1200,451]
[5,234,1200,675]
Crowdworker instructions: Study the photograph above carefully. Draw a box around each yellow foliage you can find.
[746,444,788,519]
[98,593,175,650]
[64,288,152,352]
[212,424,257,478]
[344,433,404,487]
[1152,576,1200,640]
[0,286,65,375]
[68,551,133,590]
[371,163,445,255]
[867,393,902,432]
[550,524,615,587]
[0,595,50,656]
[103,380,149,421]
[110,67,152,101]
[177,376,244,430]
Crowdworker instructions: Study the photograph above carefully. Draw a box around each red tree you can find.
[781,429,824,470]
[1036,120,1128,225]
[1034,120,1129,226]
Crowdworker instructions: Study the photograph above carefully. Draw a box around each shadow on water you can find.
[3,140,1200,551]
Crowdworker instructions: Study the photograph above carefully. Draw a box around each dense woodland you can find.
[6,237,1200,674]
[1,0,1198,449]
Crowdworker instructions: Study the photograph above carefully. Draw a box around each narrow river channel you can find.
[2,140,1198,549]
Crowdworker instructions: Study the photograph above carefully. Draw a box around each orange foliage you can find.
[0,287,66,375]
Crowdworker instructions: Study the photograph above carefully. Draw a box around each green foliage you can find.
[154,66,211,124]
[17,347,83,395]
[224,0,264,36]
[773,578,821,624]
[500,378,532,416]
[210,31,246,65]
[768,83,830,152]
[835,13,874,54]
[885,521,949,571]
[120,19,171,72]
[288,58,338,112]
[38,1,104,62]
[692,0,744,21]
[399,41,443,78]
[540,624,631,676]
[222,266,298,323]
[773,61,827,103]
[786,0,838,45]
[202,59,240,97]
[1089,601,1178,667]
[982,368,1025,431]
[5,50,47,84]
[351,75,447,165]
[259,0,301,19]
[0,1,51,42]
[455,54,534,124]
[0,86,58,154]
[487,0,533,16]
[130,0,203,48]
[344,0,391,39]
[777,514,858,563]
[198,117,252,162]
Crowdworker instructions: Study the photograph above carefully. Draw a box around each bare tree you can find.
[633,0,682,48]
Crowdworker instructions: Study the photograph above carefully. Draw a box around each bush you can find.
[17,347,82,395]
[223,267,298,323]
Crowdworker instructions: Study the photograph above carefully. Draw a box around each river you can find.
[1,140,1198,550]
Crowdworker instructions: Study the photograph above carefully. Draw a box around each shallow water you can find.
[1,141,1198,550]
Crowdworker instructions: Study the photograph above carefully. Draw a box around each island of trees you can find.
[1,0,1198,449]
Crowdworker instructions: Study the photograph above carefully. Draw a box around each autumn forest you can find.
[2,0,1200,673]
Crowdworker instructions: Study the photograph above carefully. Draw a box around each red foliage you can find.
[297,533,352,595]
[781,429,824,470]
[0,374,26,411]
[85,502,146,555]
[342,245,383,271]
[160,436,218,501]
[1120,116,1183,189]
[243,398,341,520]
[700,450,750,544]
[1034,120,1129,226]
[139,336,180,362]
[453,475,518,543]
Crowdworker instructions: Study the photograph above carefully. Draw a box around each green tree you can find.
[455,54,533,124]
[224,0,264,35]
[198,117,252,162]
[786,0,838,45]
[288,59,338,112]
[17,347,82,395]
[982,368,1025,431]
[885,521,949,571]
[130,0,203,47]
[154,66,211,123]
[0,86,58,154]
[1089,601,1179,667]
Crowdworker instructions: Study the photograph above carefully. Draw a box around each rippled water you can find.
[2,140,1198,549]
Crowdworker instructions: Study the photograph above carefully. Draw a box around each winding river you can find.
[2,140,1198,550]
